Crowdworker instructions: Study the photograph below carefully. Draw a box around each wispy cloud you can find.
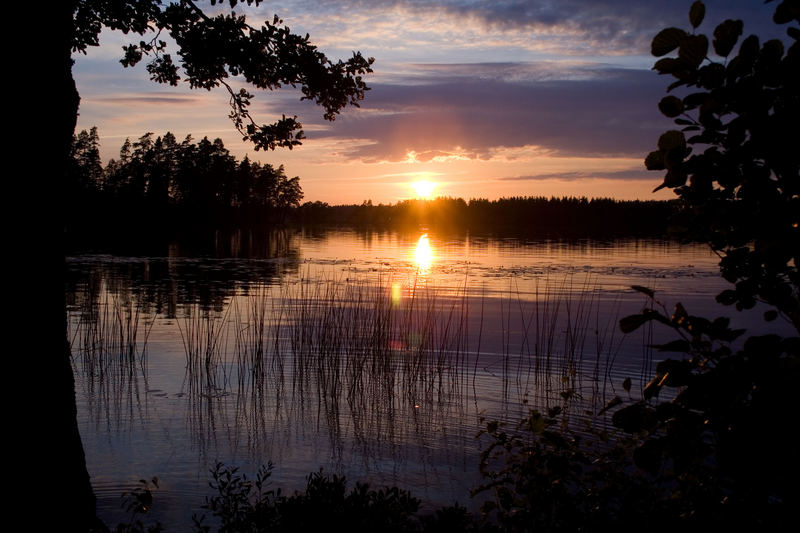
[500,169,651,182]
[262,0,781,59]
[94,94,204,106]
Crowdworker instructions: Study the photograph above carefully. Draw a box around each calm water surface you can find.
[67,228,782,528]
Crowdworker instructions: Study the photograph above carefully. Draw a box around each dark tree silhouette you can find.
[35,2,372,530]
[68,129,305,228]
[646,0,799,331]
[69,126,103,197]
[604,2,800,528]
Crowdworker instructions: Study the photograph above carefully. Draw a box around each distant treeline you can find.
[67,127,675,240]
[66,127,303,235]
[295,197,677,237]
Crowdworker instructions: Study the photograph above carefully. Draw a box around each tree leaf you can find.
[631,285,656,298]
[658,130,686,151]
[653,57,689,75]
[620,313,649,334]
[716,289,738,305]
[662,168,688,188]
[678,34,709,68]
[697,62,726,88]
[759,39,785,65]
[658,95,684,117]
[650,339,691,352]
[645,150,665,170]
[652,27,688,57]
[774,1,800,24]
[672,302,689,324]
[738,34,761,65]
[712,19,743,57]
[689,1,706,29]
[612,403,657,433]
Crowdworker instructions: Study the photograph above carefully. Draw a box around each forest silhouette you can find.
[68,128,303,232]
[67,127,676,241]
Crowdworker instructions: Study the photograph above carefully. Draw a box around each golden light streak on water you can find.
[391,282,402,306]
[414,234,434,274]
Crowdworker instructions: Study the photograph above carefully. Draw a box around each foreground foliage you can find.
[113,478,164,533]
[473,408,656,532]
[73,0,373,151]
[115,464,475,533]
[196,463,476,533]
[614,290,800,529]
[645,0,799,329]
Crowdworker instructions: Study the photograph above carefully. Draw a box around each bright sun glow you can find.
[414,234,434,274]
[411,180,436,199]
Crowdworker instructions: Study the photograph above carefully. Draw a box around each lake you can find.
[67,228,783,529]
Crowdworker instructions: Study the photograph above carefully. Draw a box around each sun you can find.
[411,180,436,199]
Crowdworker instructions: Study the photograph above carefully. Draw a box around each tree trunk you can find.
[20,2,101,530]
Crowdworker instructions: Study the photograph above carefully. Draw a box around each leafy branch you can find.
[644,0,800,331]
[74,0,374,151]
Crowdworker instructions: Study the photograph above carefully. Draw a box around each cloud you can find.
[304,63,668,162]
[404,61,611,83]
[393,0,777,36]
[94,94,204,106]
[500,169,652,182]
[265,0,782,57]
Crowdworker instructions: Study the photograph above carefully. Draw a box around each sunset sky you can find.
[72,0,783,204]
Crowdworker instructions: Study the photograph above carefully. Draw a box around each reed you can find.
[67,279,154,425]
[69,283,152,372]
[73,269,636,454]
[178,301,232,397]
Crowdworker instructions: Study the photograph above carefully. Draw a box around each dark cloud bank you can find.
[293,0,781,53]
[303,66,670,162]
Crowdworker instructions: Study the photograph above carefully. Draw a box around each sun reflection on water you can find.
[414,234,434,274]
[391,282,403,307]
